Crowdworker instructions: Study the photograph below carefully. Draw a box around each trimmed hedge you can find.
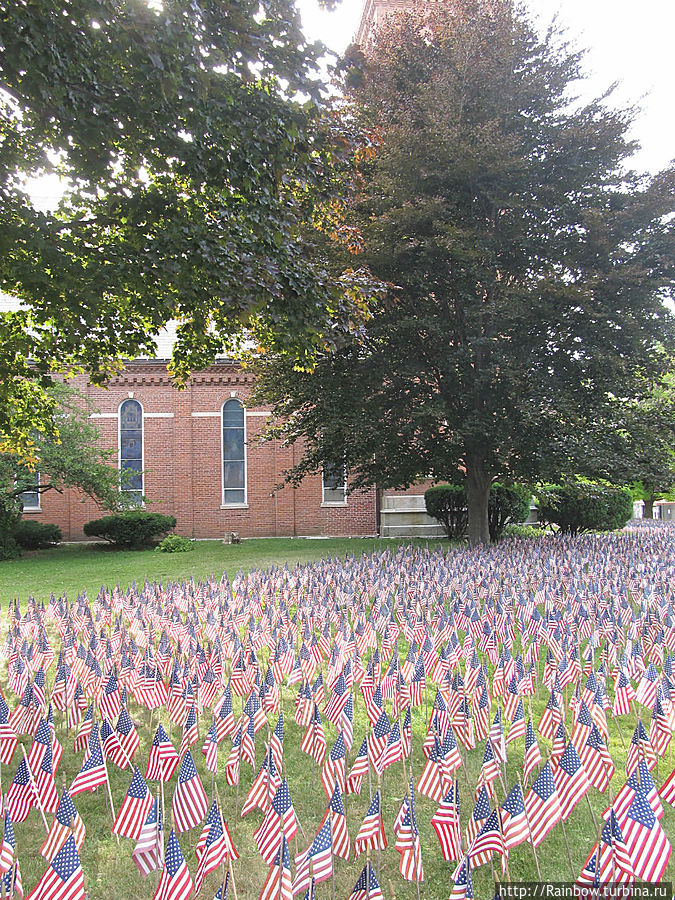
[83,510,176,548]
[488,482,531,541]
[426,481,531,541]
[424,484,467,540]
[536,482,633,536]
[13,519,62,550]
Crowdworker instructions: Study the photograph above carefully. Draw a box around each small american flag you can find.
[349,863,384,900]
[113,765,153,841]
[172,750,208,833]
[354,790,386,856]
[155,829,193,900]
[26,833,84,900]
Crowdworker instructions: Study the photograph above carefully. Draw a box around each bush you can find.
[501,524,541,540]
[156,534,194,553]
[536,481,633,536]
[13,519,62,550]
[83,510,177,548]
[0,493,22,560]
[488,482,531,541]
[425,484,468,539]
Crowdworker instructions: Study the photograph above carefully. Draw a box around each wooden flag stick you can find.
[517,772,541,880]
[408,764,421,900]
[99,743,119,844]
[20,743,49,832]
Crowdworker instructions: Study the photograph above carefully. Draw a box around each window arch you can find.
[222,399,246,505]
[119,399,143,504]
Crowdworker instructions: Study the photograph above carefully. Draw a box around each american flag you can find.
[70,723,108,796]
[394,777,424,882]
[194,807,229,895]
[0,810,19,892]
[577,809,634,886]
[500,782,529,849]
[0,695,18,765]
[449,856,474,900]
[524,762,562,848]
[242,750,281,818]
[468,808,506,870]
[146,724,179,782]
[100,669,122,721]
[254,779,299,865]
[354,790,386,856]
[269,713,284,772]
[113,765,153,841]
[7,757,38,823]
[26,833,84,900]
[202,721,219,775]
[72,706,93,755]
[154,829,193,900]
[553,741,590,821]
[179,704,199,760]
[172,750,208,833]
[618,789,671,882]
[113,707,140,766]
[41,786,85,862]
[431,782,461,862]
[609,758,663,822]
[346,737,369,796]
[258,836,293,900]
[293,818,333,895]
[321,731,346,798]
[464,785,491,849]
[348,863,384,900]
[523,717,541,785]
[132,797,163,877]
[324,785,350,861]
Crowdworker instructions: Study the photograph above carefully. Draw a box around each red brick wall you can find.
[23,363,378,540]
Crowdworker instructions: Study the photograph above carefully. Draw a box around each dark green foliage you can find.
[0,0,376,457]
[488,482,531,541]
[255,0,675,545]
[13,519,62,550]
[156,534,194,553]
[501,524,541,540]
[0,492,21,560]
[424,484,467,539]
[83,511,177,548]
[536,482,633,536]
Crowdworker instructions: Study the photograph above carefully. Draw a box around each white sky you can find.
[299,0,675,174]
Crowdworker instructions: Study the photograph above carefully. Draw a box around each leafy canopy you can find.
[0,0,372,454]
[255,0,675,544]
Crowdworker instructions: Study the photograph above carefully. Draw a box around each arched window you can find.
[119,399,143,504]
[222,399,246,505]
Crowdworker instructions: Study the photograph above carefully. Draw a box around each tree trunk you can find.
[465,454,491,546]
[644,496,654,519]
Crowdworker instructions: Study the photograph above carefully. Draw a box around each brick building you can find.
[15,0,450,542]
[20,359,384,541]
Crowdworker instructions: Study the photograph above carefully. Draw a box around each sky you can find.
[299,0,675,174]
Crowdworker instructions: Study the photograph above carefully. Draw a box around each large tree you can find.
[255,0,675,544]
[0,0,369,454]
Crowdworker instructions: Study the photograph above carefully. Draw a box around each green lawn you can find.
[0,538,444,607]
[3,537,675,899]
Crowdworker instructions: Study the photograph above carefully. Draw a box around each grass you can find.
[0,538,444,608]
[2,537,675,898]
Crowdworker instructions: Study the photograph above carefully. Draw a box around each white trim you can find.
[144,412,174,418]
[321,501,348,508]
[191,412,220,418]
[118,398,144,502]
[89,412,118,419]
[19,471,41,511]
[245,410,271,417]
[322,465,347,505]
[221,399,247,507]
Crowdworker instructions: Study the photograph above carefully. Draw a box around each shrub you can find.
[83,510,176,548]
[156,534,194,553]
[488,482,531,541]
[425,484,467,539]
[13,519,62,550]
[536,481,633,536]
[501,524,541,540]
[0,493,22,559]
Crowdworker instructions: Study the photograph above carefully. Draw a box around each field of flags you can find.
[1,523,675,898]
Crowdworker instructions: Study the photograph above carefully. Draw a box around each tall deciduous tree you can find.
[255,0,675,544]
[0,0,370,454]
